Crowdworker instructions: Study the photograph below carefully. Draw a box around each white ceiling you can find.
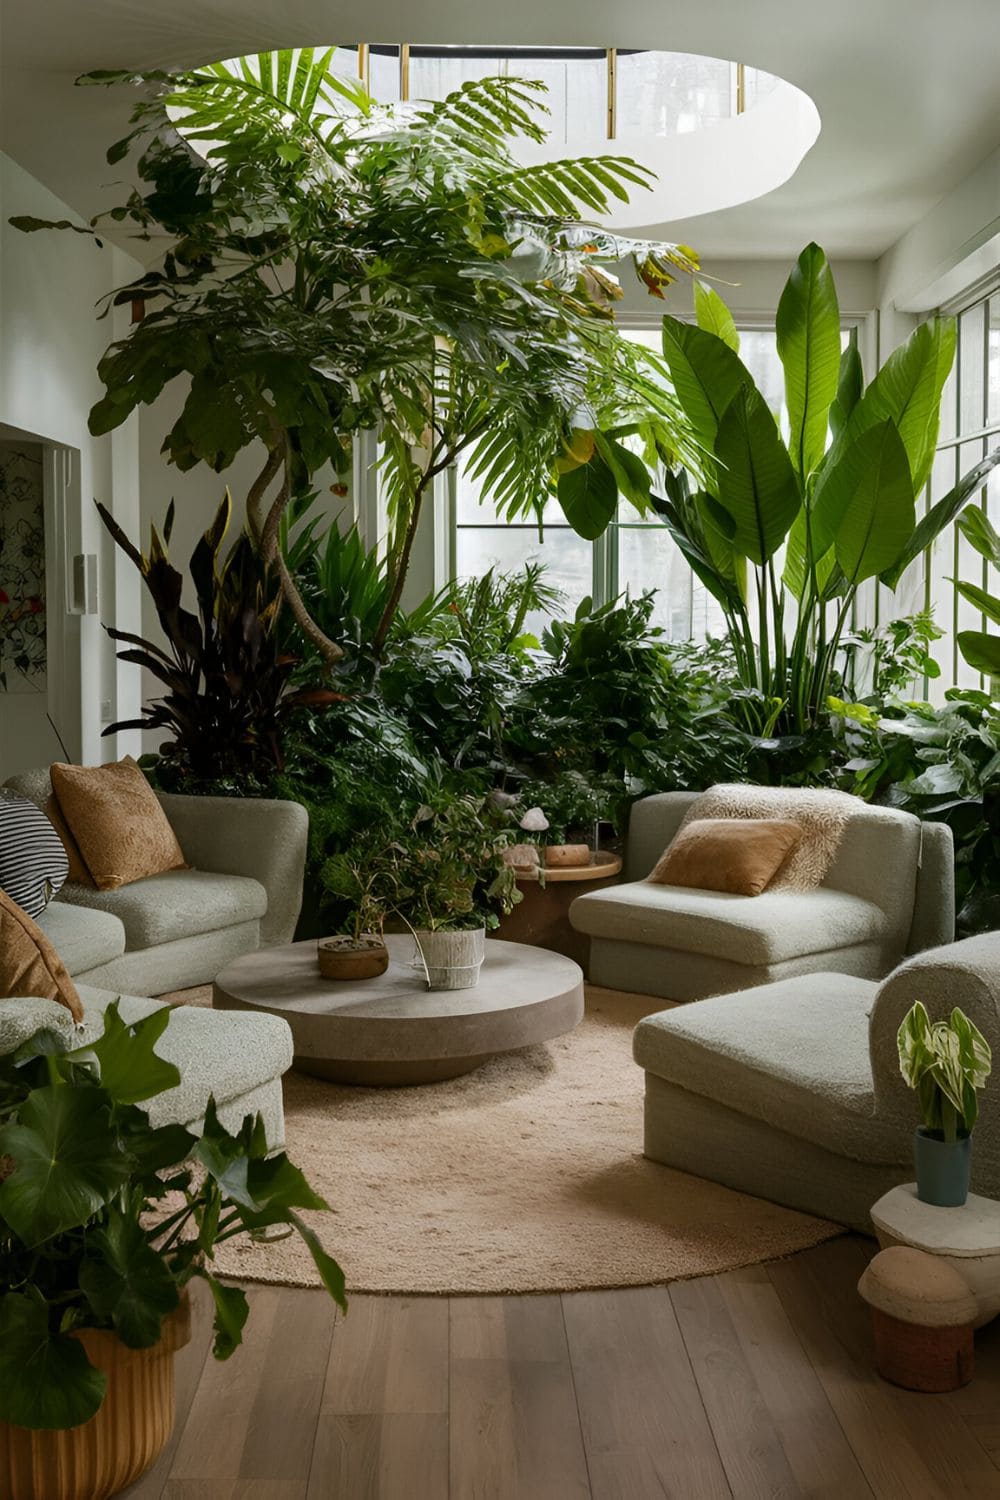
[4,0,1000,263]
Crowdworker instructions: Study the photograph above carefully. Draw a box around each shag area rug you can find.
[163,984,841,1295]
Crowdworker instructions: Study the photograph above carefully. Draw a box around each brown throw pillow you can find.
[50,758,186,893]
[648,817,803,897]
[44,794,94,887]
[0,888,84,1021]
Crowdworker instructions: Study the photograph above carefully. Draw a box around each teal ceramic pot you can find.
[914,1126,972,1207]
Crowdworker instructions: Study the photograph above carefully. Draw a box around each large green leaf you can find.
[80,1210,180,1348]
[880,446,1000,589]
[959,501,1000,569]
[957,630,1000,677]
[846,318,956,497]
[200,1272,250,1359]
[0,1294,107,1431]
[775,242,842,480]
[693,280,739,352]
[829,334,864,441]
[556,453,619,539]
[953,579,1000,628]
[0,1087,128,1245]
[713,386,801,565]
[660,316,754,453]
[288,1211,348,1311]
[70,1001,181,1105]
[830,421,915,585]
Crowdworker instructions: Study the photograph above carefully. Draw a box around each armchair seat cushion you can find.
[76,984,294,1132]
[36,900,126,976]
[57,869,268,951]
[633,973,904,1161]
[572,881,888,967]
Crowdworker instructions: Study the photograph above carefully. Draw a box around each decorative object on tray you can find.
[897,1000,992,1206]
[858,1245,977,1392]
[0,1002,345,1500]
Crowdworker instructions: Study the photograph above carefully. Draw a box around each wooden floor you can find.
[123,1234,1000,1500]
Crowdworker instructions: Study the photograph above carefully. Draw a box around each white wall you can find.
[0,153,143,778]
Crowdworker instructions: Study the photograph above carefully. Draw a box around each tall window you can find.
[922,290,1000,692]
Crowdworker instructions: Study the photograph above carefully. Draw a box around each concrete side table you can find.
[871,1183,1000,1326]
[497,851,622,973]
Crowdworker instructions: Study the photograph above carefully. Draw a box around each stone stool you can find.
[858,1246,978,1391]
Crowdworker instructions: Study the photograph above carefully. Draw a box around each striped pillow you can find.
[0,790,69,919]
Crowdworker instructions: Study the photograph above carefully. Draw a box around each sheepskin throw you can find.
[677,784,854,892]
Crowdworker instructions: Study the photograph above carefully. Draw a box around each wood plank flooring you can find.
[123,1235,1000,1500]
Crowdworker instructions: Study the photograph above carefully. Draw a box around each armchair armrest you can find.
[157,793,308,947]
[625,792,699,881]
[870,934,1000,1136]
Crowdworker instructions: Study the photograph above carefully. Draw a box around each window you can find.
[922,289,1000,693]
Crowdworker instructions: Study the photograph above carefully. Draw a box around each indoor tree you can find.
[654,245,1000,738]
[14,49,703,659]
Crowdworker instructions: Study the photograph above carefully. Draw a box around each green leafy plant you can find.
[654,245,1000,737]
[897,1000,992,1141]
[16,51,705,660]
[841,610,943,700]
[99,493,341,782]
[323,793,520,936]
[953,506,1000,679]
[513,769,618,845]
[0,1003,345,1431]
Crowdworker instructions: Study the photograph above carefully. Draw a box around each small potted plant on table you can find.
[897,1001,993,1207]
[515,771,616,869]
[387,795,521,990]
[317,849,390,980]
[0,1003,345,1500]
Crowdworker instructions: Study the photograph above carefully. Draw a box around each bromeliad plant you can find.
[98,493,341,783]
[655,246,1000,739]
[0,1003,345,1431]
[897,1000,992,1142]
[15,49,704,661]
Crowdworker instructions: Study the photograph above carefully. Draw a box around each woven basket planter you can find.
[0,1292,191,1500]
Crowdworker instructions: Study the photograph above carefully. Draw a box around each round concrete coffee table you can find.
[212,934,585,1086]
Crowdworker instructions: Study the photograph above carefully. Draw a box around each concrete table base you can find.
[213,934,585,1087]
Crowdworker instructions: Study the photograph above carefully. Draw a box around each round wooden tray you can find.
[514,851,623,884]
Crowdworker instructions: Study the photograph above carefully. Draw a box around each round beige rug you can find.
[167,985,840,1295]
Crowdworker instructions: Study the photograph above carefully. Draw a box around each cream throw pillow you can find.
[50,758,186,892]
[649,817,802,897]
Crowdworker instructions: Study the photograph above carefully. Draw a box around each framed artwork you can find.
[0,443,46,693]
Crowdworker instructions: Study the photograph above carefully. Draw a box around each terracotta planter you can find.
[0,1292,191,1500]
[544,843,592,870]
[318,934,390,981]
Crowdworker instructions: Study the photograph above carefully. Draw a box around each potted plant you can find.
[317,848,390,980]
[0,1003,345,1500]
[384,796,521,990]
[897,1000,993,1207]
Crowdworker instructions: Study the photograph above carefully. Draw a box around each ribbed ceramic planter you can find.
[915,1127,972,1207]
[0,1293,191,1500]
[411,927,486,990]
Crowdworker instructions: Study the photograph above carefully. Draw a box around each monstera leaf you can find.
[0,1086,129,1245]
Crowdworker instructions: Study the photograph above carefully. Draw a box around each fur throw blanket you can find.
[679,783,854,891]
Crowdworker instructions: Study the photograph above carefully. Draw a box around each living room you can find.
[3,5,1000,1497]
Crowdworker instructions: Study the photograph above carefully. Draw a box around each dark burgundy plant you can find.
[98,493,341,783]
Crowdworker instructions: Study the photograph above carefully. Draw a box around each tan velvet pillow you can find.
[649,817,803,897]
[50,758,186,893]
[44,794,94,887]
[0,888,84,1022]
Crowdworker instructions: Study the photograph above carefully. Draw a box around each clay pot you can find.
[544,844,592,870]
[318,934,390,981]
[0,1293,191,1500]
